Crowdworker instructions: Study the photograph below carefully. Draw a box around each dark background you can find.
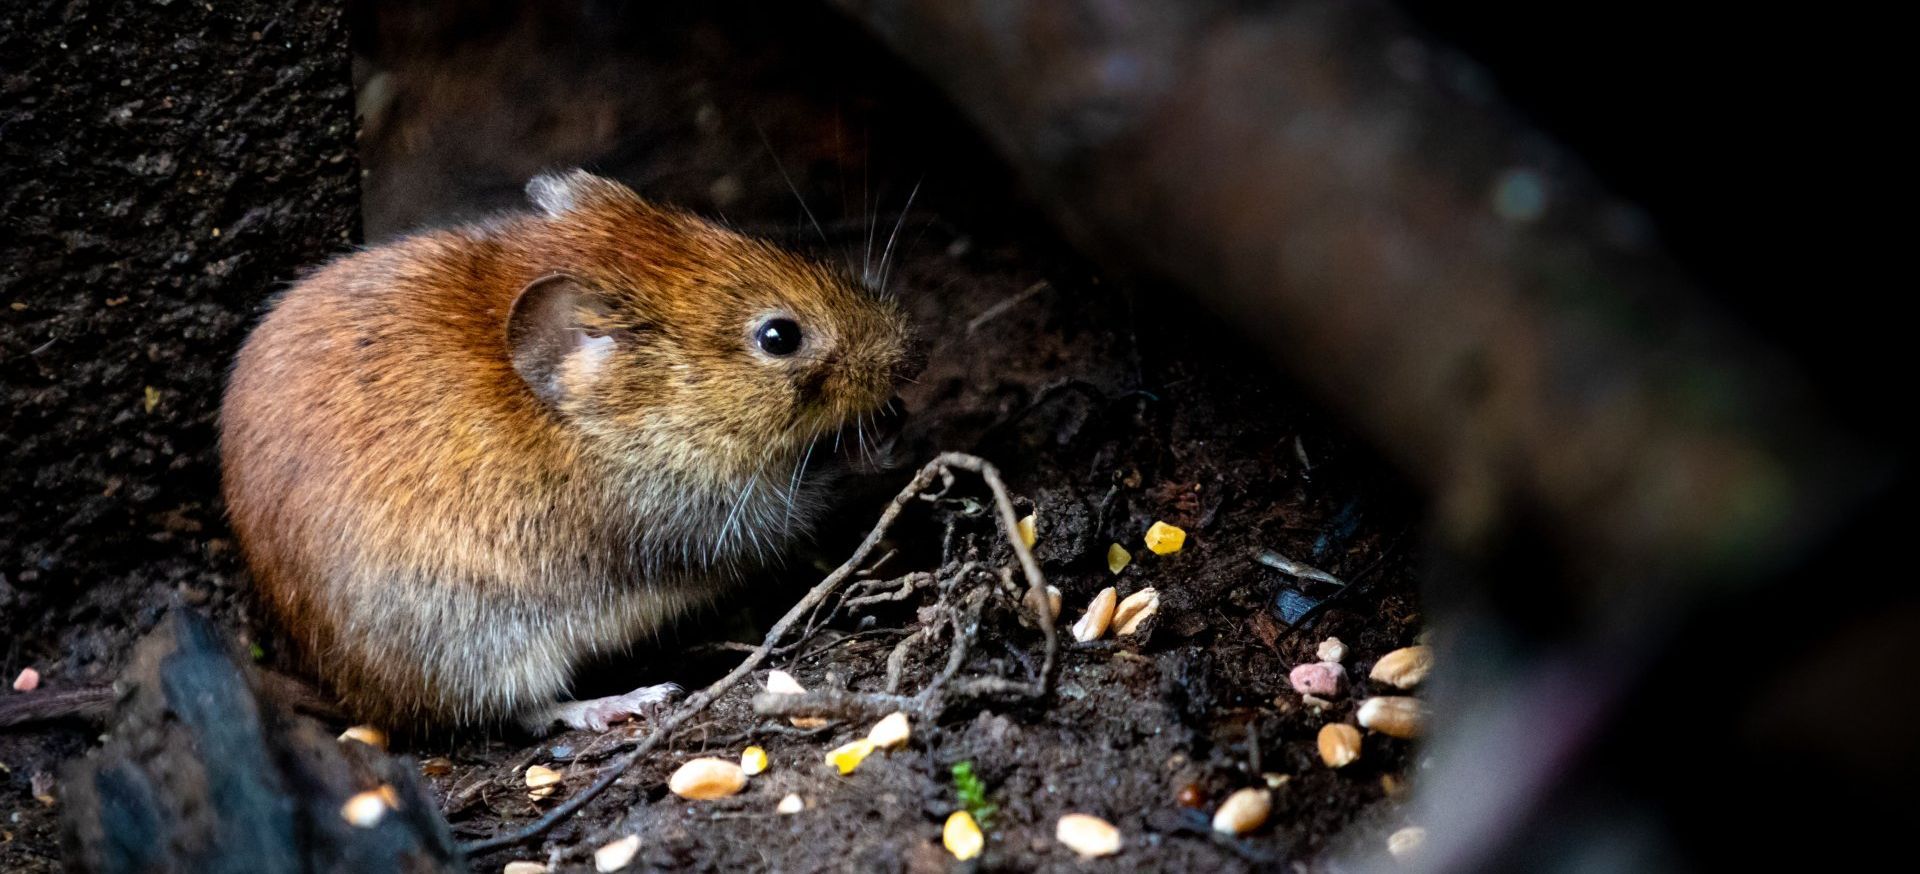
[3,1,1907,869]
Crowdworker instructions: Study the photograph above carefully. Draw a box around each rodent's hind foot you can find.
[527,682,684,734]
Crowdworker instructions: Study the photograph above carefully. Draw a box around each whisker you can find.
[754,121,843,273]
[877,176,923,299]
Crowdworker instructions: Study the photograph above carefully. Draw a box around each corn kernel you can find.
[1144,521,1186,555]
[740,745,768,776]
[825,738,875,775]
[943,810,984,860]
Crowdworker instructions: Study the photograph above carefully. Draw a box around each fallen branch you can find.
[458,451,1051,854]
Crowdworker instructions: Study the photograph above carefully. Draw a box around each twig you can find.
[457,452,1047,854]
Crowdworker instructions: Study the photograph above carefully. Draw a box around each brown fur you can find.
[220,171,912,730]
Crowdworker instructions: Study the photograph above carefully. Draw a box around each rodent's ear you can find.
[525,169,630,219]
[506,275,618,407]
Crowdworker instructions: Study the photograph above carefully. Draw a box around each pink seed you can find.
[1289,662,1345,697]
[13,667,41,692]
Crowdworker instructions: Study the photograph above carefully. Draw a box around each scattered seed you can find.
[1262,772,1290,790]
[1071,587,1118,642]
[1316,637,1348,664]
[1113,587,1159,636]
[502,861,548,874]
[1289,661,1345,697]
[777,793,805,814]
[1024,584,1063,622]
[1055,813,1123,858]
[766,669,806,695]
[1388,826,1427,860]
[340,788,390,827]
[524,764,562,800]
[11,668,39,693]
[1318,723,1363,768]
[1016,513,1038,548]
[825,738,875,775]
[943,810,984,861]
[1369,646,1433,690]
[338,725,387,750]
[419,757,454,777]
[1175,783,1207,808]
[1143,521,1186,555]
[740,745,768,776]
[1106,543,1131,574]
[767,670,827,729]
[868,712,911,750]
[1300,693,1334,712]
[1358,696,1426,739]
[667,757,748,799]
[1211,787,1272,835]
[594,834,641,872]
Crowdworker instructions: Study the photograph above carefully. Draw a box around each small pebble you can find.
[777,793,805,814]
[11,668,39,693]
[1316,637,1347,664]
[1289,662,1346,697]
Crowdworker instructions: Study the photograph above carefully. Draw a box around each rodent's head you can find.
[505,171,917,484]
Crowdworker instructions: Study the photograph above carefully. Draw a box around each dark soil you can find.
[2,2,1427,870]
[1,1,358,869]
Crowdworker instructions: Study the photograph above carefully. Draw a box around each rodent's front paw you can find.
[536,682,684,733]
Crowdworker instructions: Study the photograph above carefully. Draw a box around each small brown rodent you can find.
[219,170,914,733]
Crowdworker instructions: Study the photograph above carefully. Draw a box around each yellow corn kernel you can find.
[1144,521,1186,555]
[825,738,875,775]
[943,810,984,860]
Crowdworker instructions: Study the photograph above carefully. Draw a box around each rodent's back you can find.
[222,226,618,725]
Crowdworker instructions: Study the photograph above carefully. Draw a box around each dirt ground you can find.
[3,2,1426,870]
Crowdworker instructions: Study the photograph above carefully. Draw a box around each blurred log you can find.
[57,611,460,874]
[825,0,1871,593]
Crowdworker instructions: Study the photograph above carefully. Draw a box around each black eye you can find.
[755,317,803,356]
